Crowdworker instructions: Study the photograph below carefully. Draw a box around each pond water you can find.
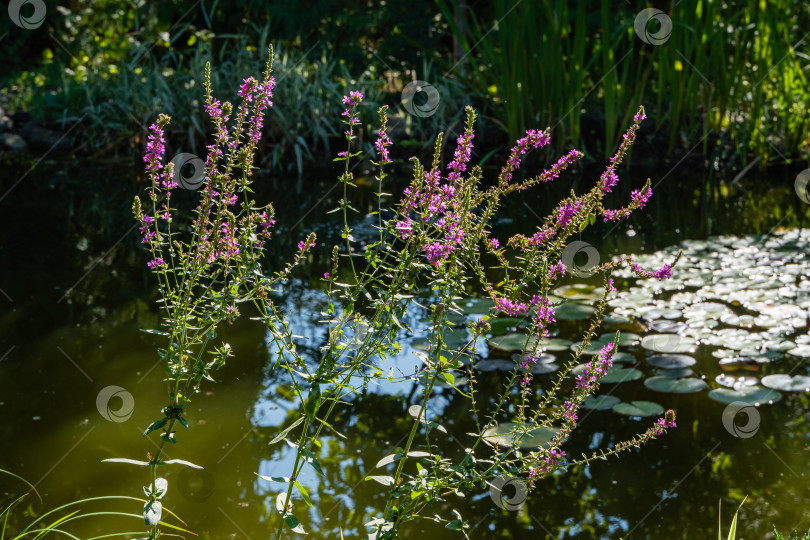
[1,157,809,539]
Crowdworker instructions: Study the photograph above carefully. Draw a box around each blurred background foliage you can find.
[0,0,808,173]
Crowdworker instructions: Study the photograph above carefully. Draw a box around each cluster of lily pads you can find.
[409,230,810,435]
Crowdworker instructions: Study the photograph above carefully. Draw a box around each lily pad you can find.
[760,374,810,392]
[646,354,696,369]
[707,386,783,405]
[644,376,707,393]
[488,333,529,353]
[641,334,696,353]
[528,363,560,375]
[611,352,636,363]
[459,297,495,315]
[582,395,622,410]
[489,317,528,335]
[787,345,810,358]
[657,368,694,378]
[648,320,687,334]
[475,360,516,372]
[532,337,574,352]
[599,332,641,346]
[554,302,596,321]
[512,353,556,364]
[570,339,613,356]
[601,366,643,383]
[570,363,642,383]
[483,422,560,449]
[554,283,605,302]
[715,374,758,388]
[612,401,665,417]
[645,308,682,320]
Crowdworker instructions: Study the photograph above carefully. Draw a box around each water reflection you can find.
[1,159,809,539]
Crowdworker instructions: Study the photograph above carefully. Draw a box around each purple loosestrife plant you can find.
[116,47,299,540]
[127,46,679,539]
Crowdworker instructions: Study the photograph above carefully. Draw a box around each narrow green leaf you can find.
[294,481,313,508]
[269,417,305,446]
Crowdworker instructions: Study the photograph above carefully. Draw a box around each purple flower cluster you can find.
[447,129,475,183]
[602,187,653,221]
[531,296,556,337]
[547,260,566,281]
[631,262,672,280]
[135,55,280,277]
[247,77,276,146]
[498,129,551,186]
[399,164,468,266]
[144,122,166,174]
[147,257,166,269]
[375,123,392,163]
[596,107,651,221]
[341,91,363,130]
[494,296,529,316]
[556,200,583,228]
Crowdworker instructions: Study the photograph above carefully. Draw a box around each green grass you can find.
[438,0,810,168]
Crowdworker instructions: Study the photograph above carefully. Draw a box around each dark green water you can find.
[1,156,809,539]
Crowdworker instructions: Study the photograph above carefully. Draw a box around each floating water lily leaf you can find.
[532,337,574,352]
[603,314,646,332]
[554,302,596,320]
[529,363,560,375]
[599,332,641,346]
[648,320,687,334]
[611,352,636,363]
[553,284,605,302]
[601,366,643,383]
[475,360,515,372]
[460,297,494,315]
[641,334,696,353]
[715,374,758,388]
[488,333,529,353]
[644,376,707,393]
[646,354,696,369]
[482,422,560,449]
[689,302,729,314]
[707,386,783,405]
[657,367,694,378]
[512,353,556,364]
[489,317,528,335]
[570,363,588,376]
[761,374,810,392]
[612,401,665,417]
[570,339,612,356]
[787,345,810,358]
[582,395,621,410]
[645,308,682,320]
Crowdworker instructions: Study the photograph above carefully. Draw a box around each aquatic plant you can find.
[125,45,678,539]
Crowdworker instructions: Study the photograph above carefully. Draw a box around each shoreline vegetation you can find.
[0,1,807,176]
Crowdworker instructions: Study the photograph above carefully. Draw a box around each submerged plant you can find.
[126,45,678,539]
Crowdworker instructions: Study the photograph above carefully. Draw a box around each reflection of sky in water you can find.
[244,230,810,537]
